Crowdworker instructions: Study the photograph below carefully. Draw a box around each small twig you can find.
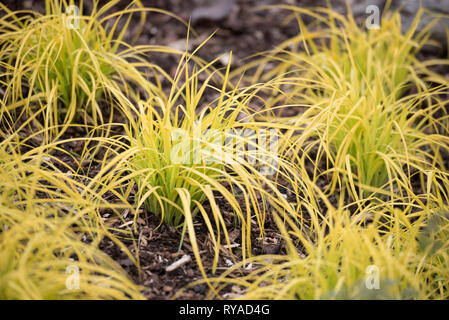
[165,254,191,272]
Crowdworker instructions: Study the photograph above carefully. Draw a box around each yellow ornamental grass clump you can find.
[0,208,144,300]
[0,136,144,300]
[193,5,449,301]
[206,206,449,300]
[95,49,304,279]
[251,7,449,209]
[0,0,180,137]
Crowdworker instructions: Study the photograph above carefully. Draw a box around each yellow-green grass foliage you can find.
[197,5,449,300]
[92,49,304,278]
[0,0,175,136]
[0,134,144,299]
